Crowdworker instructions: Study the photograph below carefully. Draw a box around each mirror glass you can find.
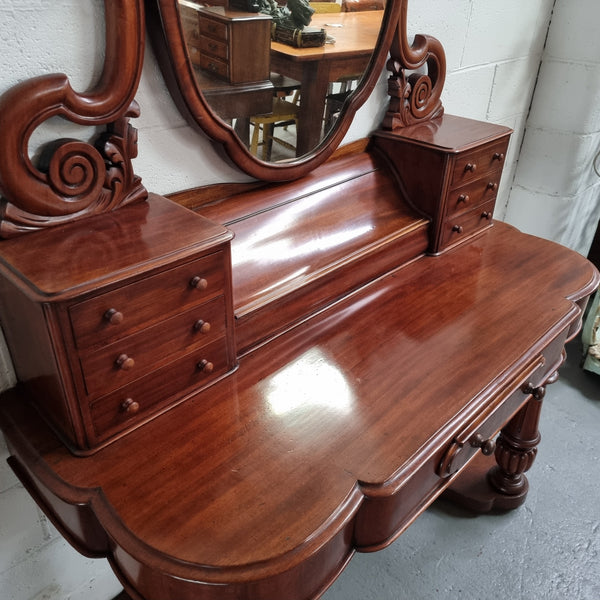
[173,0,386,164]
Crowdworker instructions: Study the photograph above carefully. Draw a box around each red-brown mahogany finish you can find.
[383,0,446,128]
[1,2,599,599]
[0,1,147,236]
[1,218,598,600]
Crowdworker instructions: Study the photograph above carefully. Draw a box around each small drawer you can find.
[90,338,231,441]
[446,177,502,217]
[79,296,227,397]
[69,252,225,349]
[199,55,229,80]
[438,357,545,478]
[199,17,228,40]
[440,200,495,249]
[199,34,228,61]
[450,138,509,187]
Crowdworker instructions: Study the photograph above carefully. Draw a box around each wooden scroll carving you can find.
[0,2,147,238]
[382,0,446,129]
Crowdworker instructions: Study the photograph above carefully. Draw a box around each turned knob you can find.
[104,308,123,325]
[194,319,211,333]
[522,382,546,401]
[493,152,505,162]
[452,225,464,234]
[197,359,214,373]
[470,433,496,456]
[465,162,477,173]
[115,354,135,370]
[120,398,140,414]
[487,182,498,191]
[457,194,470,204]
[189,276,208,290]
[481,211,493,220]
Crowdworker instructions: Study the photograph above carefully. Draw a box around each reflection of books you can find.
[271,24,327,48]
[229,0,261,12]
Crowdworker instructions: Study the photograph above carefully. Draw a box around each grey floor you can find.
[321,339,600,600]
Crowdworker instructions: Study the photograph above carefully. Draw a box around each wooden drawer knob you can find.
[104,308,123,325]
[465,162,477,173]
[481,211,493,220]
[197,359,214,373]
[487,182,498,191]
[189,276,208,290]
[115,354,135,370]
[452,225,464,234]
[493,152,505,162]
[120,398,140,414]
[458,194,470,204]
[470,433,496,456]
[194,319,211,333]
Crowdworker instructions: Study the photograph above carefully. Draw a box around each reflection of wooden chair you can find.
[342,0,384,10]
[250,98,299,160]
[310,2,342,13]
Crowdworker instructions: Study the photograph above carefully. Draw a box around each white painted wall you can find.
[505,0,600,255]
[0,1,596,598]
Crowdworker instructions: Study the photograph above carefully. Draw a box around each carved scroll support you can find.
[0,1,147,237]
[382,0,446,129]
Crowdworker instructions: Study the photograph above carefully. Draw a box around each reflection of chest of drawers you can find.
[195,7,271,84]
[373,114,512,254]
[0,195,235,454]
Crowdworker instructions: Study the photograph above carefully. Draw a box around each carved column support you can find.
[443,372,559,513]
[382,0,446,129]
[485,378,554,509]
[0,1,147,237]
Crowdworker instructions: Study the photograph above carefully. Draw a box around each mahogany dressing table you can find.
[0,2,598,599]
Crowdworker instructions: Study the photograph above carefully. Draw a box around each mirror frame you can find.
[146,0,404,182]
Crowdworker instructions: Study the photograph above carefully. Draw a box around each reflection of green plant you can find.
[259,0,314,29]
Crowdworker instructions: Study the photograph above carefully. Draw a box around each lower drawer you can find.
[89,338,230,442]
[199,54,229,80]
[440,199,495,249]
[438,357,544,478]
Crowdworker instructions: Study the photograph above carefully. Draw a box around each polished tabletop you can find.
[1,220,597,600]
[270,11,383,61]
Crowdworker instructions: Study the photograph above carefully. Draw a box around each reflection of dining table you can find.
[270,11,383,156]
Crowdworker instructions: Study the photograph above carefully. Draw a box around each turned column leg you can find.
[485,382,546,509]
[443,373,557,513]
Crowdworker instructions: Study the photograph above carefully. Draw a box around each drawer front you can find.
[440,200,495,249]
[450,138,509,187]
[90,339,230,440]
[438,356,545,478]
[79,296,227,397]
[69,252,225,349]
[446,176,502,217]
[199,17,228,40]
[199,34,228,61]
[199,54,229,80]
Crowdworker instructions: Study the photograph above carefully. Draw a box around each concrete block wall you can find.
[0,1,592,598]
[505,0,600,255]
